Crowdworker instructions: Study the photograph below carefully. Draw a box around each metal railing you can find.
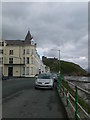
[58,75,90,120]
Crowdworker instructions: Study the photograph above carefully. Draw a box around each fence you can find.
[58,74,90,120]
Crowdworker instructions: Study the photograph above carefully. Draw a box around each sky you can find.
[1,1,89,69]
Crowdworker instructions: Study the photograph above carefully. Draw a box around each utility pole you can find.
[58,50,60,74]
[51,49,61,74]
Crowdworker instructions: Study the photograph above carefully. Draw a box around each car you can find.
[35,73,54,89]
[51,73,58,82]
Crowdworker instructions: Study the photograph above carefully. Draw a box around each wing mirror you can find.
[36,76,38,78]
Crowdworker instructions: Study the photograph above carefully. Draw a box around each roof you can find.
[25,30,33,41]
[5,40,24,46]
[5,31,34,46]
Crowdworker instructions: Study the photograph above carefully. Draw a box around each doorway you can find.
[8,67,13,77]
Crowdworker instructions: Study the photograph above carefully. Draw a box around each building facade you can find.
[1,31,46,77]
[0,40,5,79]
[36,52,46,74]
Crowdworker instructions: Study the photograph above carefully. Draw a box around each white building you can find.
[36,52,46,74]
[2,31,46,78]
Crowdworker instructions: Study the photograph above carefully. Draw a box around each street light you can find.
[51,49,60,74]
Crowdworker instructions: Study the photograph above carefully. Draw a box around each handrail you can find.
[69,92,75,102]
[58,75,90,120]
[77,85,90,95]
[78,102,90,118]
[68,81,75,87]
[68,99,81,120]
[64,78,90,83]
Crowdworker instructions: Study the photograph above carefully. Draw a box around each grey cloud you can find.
[2,2,88,69]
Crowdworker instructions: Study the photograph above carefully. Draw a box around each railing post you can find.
[75,85,78,120]
[58,75,60,88]
[58,75,62,93]
[63,79,64,98]
[67,81,69,107]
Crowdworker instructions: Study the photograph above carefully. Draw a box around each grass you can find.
[42,57,87,75]
[59,79,90,115]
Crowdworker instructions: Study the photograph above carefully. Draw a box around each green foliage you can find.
[42,57,87,76]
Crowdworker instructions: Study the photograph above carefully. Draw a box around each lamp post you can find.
[58,50,60,74]
[51,49,60,74]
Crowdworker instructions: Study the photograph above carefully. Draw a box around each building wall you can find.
[3,42,44,77]
[2,37,46,77]
[0,40,6,78]
[35,52,46,74]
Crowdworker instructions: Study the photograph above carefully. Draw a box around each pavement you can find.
[2,77,68,119]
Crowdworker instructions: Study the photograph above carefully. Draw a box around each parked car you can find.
[35,73,54,89]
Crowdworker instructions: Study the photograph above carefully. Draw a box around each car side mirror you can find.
[36,76,38,78]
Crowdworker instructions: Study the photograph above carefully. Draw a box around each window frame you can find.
[0,50,3,54]
[31,57,33,64]
[9,50,13,55]
[27,57,29,64]
[31,49,33,55]
[26,67,29,75]
[23,49,25,55]
[23,57,25,64]
[27,49,29,54]
[9,58,13,64]
[31,67,33,75]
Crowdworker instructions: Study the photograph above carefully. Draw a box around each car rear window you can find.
[38,74,51,79]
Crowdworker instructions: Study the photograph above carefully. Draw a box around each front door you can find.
[8,67,13,77]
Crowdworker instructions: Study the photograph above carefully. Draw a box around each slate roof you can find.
[5,31,33,46]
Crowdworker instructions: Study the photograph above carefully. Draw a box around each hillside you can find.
[42,56,88,76]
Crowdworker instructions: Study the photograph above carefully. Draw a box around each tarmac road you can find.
[2,78,68,118]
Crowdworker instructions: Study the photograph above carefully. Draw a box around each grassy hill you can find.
[42,56,88,76]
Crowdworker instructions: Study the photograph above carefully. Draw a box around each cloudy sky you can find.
[1,1,88,69]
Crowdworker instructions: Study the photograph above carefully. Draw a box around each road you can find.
[2,78,68,118]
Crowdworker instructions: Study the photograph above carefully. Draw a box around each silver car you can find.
[35,73,54,89]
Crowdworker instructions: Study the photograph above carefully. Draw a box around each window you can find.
[9,50,13,55]
[31,57,33,64]
[9,58,13,64]
[23,57,25,64]
[31,49,33,55]
[27,57,29,64]
[31,39,34,45]
[31,67,33,75]
[2,42,4,46]
[0,42,4,46]
[23,67,25,75]
[23,49,25,55]
[0,50,3,54]
[2,50,3,54]
[27,49,29,54]
[27,67,29,75]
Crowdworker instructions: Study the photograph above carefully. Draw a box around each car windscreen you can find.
[52,74,57,77]
[38,74,51,79]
